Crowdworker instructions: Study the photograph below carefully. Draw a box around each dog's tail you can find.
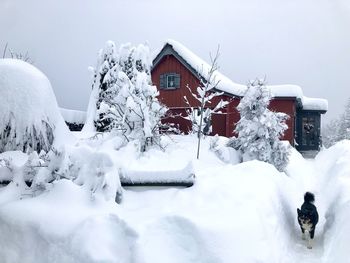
[304,192,315,203]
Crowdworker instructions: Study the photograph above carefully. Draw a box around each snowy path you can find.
[286,157,328,263]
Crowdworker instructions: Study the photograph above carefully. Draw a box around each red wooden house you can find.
[151,40,328,151]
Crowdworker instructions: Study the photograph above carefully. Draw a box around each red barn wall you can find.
[152,54,296,144]
[269,98,296,145]
[152,55,202,108]
[225,99,241,137]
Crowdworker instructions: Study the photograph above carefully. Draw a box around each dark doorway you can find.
[296,111,321,151]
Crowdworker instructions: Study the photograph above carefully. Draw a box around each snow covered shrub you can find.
[0,147,122,202]
[0,59,70,153]
[30,146,122,201]
[209,135,240,164]
[228,79,291,171]
[84,41,167,152]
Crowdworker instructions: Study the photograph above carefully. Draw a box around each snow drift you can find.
[0,59,70,153]
[0,180,138,263]
[1,134,350,262]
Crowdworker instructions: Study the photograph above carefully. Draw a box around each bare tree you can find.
[184,46,229,159]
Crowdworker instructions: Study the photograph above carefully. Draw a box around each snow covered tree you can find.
[338,98,350,141]
[85,41,167,152]
[323,97,350,148]
[91,41,119,132]
[183,47,229,159]
[228,79,291,172]
[0,59,70,153]
[322,118,341,148]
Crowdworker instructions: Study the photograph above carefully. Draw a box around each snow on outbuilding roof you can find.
[154,39,328,112]
[60,108,86,124]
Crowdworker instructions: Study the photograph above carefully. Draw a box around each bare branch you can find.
[2,42,8,59]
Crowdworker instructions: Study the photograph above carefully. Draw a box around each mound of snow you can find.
[0,180,138,263]
[0,59,71,153]
[313,141,350,262]
[120,161,195,186]
[0,151,28,182]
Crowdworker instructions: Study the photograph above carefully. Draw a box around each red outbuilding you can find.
[151,40,328,152]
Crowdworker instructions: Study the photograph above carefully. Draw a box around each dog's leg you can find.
[300,227,306,240]
[305,231,312,249]
[307,228,316,249]
[307,238,313,249]
[310,228,315,239]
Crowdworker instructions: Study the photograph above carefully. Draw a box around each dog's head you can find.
[297,208,312,226]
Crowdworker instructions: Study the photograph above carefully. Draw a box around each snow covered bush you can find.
[0,146,122,202]
[34,146,122,201]
[84,41,167,152]
[228,79,291,172]
[209,135,240,164]
[0,59,70,153]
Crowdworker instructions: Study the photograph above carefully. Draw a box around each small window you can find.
[160,73,180,90]
[167,75,176,88]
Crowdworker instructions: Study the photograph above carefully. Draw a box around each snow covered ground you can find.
[1,134,350,263]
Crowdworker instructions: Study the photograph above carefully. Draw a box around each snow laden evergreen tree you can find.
[89,41,166,152]
[183,47,228,159]
[92,41,119,132]
[228,79,291,172]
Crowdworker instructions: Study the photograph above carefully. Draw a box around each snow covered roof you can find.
[153,39,328,112]
[60,108,86,124]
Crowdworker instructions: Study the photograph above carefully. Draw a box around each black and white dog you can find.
[297,192,319,249]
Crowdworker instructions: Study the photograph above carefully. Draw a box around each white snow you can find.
[60,108,86,124]
[0,59,72,152]
[164,39,247,96]
[1,134,350,262]
[0,151,28,182]
[302,96,329,111]
[160,40,328,112]
[82,82,99,132]
[120,161,195,185]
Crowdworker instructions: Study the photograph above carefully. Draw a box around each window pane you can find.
[167,75,175,88]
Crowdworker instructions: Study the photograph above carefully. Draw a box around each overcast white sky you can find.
[1,0,349,123]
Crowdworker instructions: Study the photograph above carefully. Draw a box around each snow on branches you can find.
[228,79,291,172]
[0,147,123,202]
[183,47,229,159]
[86,41,167,152]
